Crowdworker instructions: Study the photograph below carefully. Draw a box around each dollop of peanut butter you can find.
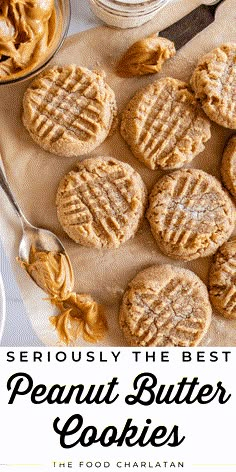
[50,293,107,345]
[116,35,176,78]
[19,246,107,345]
[0,0,56,80]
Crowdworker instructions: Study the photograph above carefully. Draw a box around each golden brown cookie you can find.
[209,239,236,319]
[56,156,147,249]
[190,43,236,129]
[22,65,117,157]
[119,264,212,347]
[120,77,211,170]
[147,169,235,261]
[221,135,236,199]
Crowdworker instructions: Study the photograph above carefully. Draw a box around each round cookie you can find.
[120,77,211,170]
[119,264,212,347]
[209,239,236,319]
[190,43,236,129]
[22,65,117,157]
[56,156,147,249]
[221,135,236,199]
[147,169,235,261]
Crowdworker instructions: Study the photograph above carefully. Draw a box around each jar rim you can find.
[0,0,71,86]
[91,0,169,15]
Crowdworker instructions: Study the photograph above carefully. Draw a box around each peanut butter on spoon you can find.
[0,0,56,79]
[116,34,176,77]
[20,246,107,345]
[21,245,74,299]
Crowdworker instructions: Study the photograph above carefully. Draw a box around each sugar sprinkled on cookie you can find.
[147,169,235,261]
[119,264,212,347]
[221,135,236,199]
[120,77,211,170]
[56,156,147,249]
[209,238,236,320]
[190,43,236,129]
[22,65,117,157]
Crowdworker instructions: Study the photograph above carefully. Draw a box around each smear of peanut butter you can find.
[0,0,57,80]
[50,293,107,345]
[19,246,107,345]
[116,35,176,78]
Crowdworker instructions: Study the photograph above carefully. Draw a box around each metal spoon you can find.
[0,156,68,284]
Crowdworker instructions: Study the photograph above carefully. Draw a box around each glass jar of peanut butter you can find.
[89,0,171,28]
[0,0,70,84]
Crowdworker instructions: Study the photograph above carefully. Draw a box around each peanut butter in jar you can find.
[0,0,60,80]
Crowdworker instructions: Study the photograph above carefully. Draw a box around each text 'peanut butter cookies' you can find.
[190,43,236,129]
[209,239,236,320]
[120,77,211,170]
[147,169,235,261]
[56,156,147,249]
[22,65,117,157]
[221,135,236,199]
[119,264,212,347]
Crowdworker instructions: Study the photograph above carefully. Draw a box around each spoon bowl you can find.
[18,222,66,264]
[0,156,69,288]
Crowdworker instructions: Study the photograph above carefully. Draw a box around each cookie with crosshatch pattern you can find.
[119,264,212,347]
[56,156,147,249]
[147,168,235,261]
[22,65,117,157]
[190,43,236,129]
[221,135,236,199]
[209,238,236,319]
[120,77,211,170]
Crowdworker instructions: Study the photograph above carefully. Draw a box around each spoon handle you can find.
[0,157,27,226]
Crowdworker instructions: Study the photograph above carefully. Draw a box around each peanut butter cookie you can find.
[120,77,211,170]
[56,156,147,249]
[22,65,117,157]
[221,135,236,199]
[147,169,235,261]
[190,43,236,129]
[119,264,212,347]
[209,239,236,319]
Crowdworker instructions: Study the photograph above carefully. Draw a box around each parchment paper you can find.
[0,0,236,346]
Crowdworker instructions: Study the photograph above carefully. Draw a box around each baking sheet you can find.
[0,0,236,346]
